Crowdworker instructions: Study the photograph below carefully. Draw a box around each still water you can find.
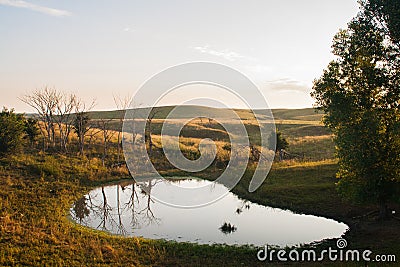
[70,178,348,247]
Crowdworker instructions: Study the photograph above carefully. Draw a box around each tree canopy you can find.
[311,1,400,218]
[361,0,400,46]
[276,131,289,151]
[0,108,27,155]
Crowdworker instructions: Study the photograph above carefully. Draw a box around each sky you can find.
[0,0,360,112]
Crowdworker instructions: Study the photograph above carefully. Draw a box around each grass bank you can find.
[2,152,398,266]
[0,153,267,266]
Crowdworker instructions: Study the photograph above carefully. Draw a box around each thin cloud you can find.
[0,0,71,17]
[193,45,255,62]
[264,78,310,93]
[123,27,135,33]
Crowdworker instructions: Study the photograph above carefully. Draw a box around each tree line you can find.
[0,87,132,168]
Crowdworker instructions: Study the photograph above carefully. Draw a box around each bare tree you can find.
[20,87,83,152]
[20,87,60,150]
[86,129,101,166]
[113,94,131,163]
[146,108,160,156]
[73,99,95,156]
[55,92,77,152]
[97,118,115,167]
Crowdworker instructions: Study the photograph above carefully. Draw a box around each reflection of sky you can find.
[71,178,348,247]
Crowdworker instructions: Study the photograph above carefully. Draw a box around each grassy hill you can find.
[86,106,322,121]
[88,106,331,158]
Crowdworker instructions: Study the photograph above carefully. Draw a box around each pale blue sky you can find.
[0,0,360,112]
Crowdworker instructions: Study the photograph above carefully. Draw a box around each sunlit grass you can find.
[2,107,399,265]
[272,158,337,170]
[0,154,263,266]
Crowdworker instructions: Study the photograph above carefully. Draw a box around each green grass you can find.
[2,152,399,266]
[287,135,335,160]
[0,154,266,266]
[233,161,342,217]
[2,106,400,266]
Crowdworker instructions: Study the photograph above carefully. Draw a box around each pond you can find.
[70,178,348,247]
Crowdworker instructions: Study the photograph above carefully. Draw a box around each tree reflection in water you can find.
[123,182,140,228]
[70,179,161,235]
[71,196,90,223]
[137,179,162,226]
[235,200,250,214]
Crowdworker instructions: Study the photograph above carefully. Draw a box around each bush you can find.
[0,108,26,155]
[276,131,289,151]
[24,118,39,145]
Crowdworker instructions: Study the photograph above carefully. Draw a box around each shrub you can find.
[0,108,26,155]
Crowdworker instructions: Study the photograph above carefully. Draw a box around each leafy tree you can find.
[24,118,39,146]
[361,0,400,45]
[311,9,400,218]
[0,108,26,155]
[276,131,289,151]
[269,130,289,152]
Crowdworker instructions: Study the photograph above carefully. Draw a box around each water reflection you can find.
[236,200,250,214]
[72,196,90,224]
[219,222,237,234]
[70,178,348,247]
[71,180,163,235]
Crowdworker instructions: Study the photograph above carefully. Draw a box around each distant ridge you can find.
[23,105,323,122]
[85,106,323,122]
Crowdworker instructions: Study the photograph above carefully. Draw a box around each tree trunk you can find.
[79,136,84,156]
[117,131,121,162]
[148,133,153,155]
[379,202,389,220]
